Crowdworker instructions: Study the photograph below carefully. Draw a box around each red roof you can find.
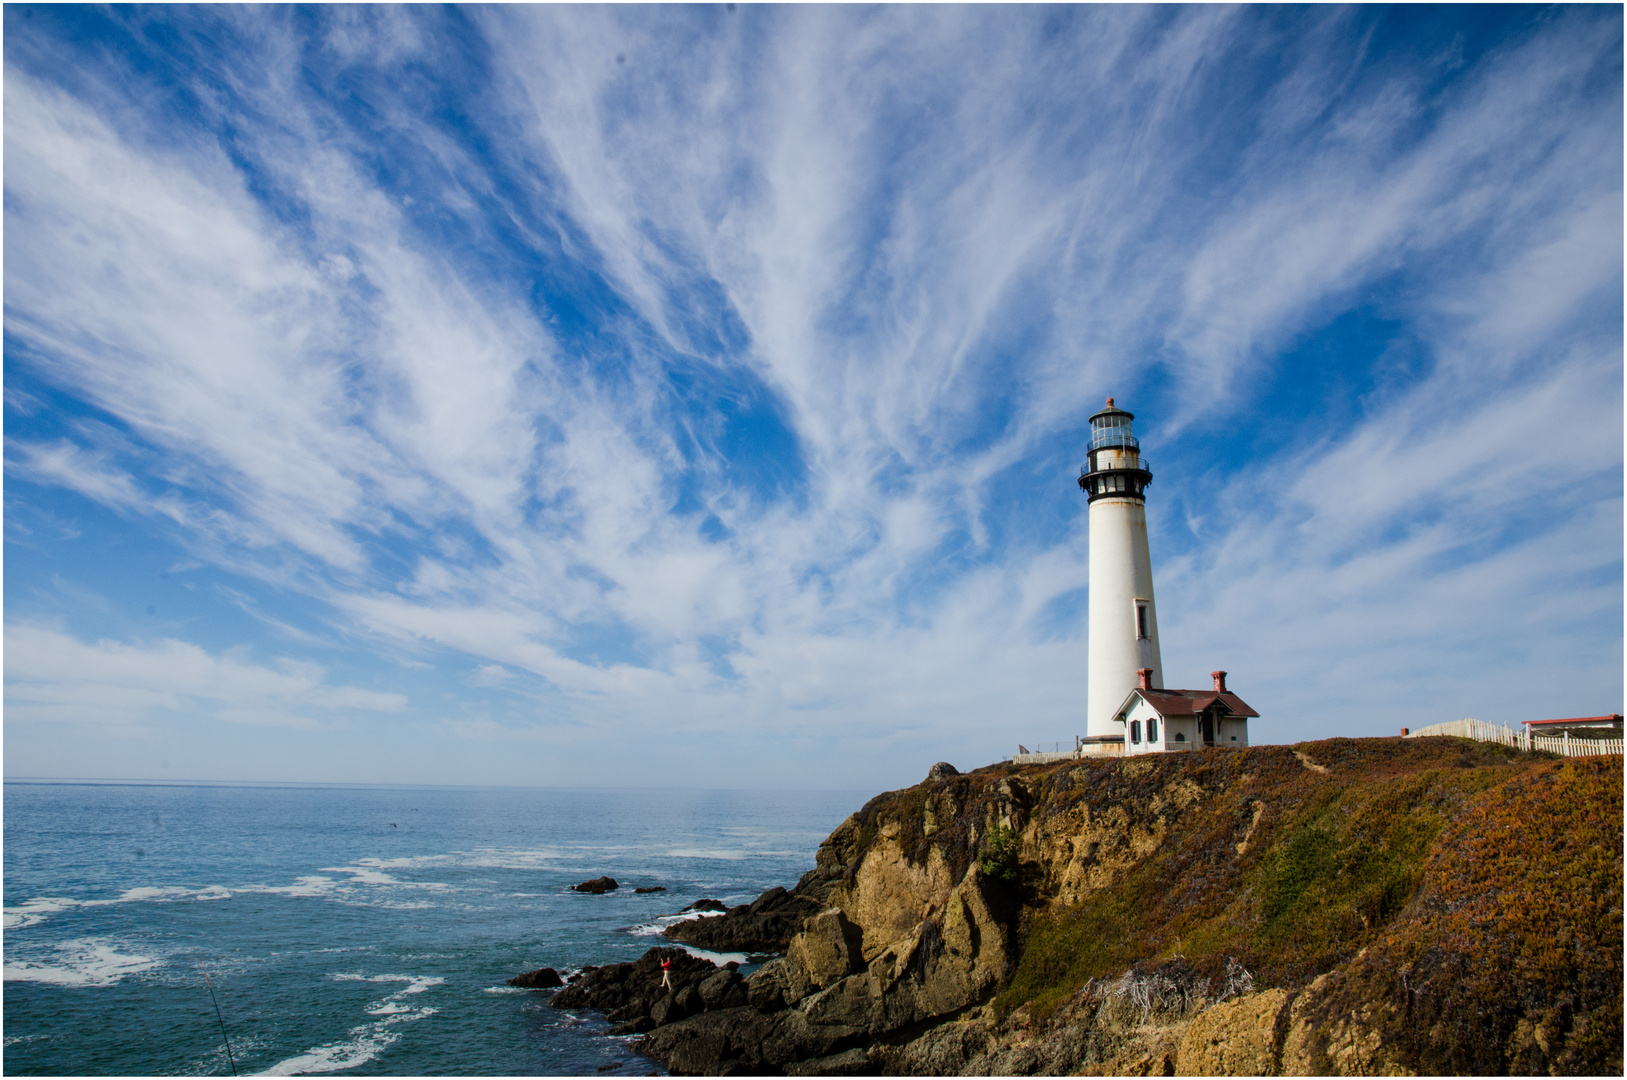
[1130,688,1260,719]
[1522,714,1622,728]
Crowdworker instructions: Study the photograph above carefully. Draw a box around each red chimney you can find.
[1211,670,1228,692]
[1137,668,1153,690]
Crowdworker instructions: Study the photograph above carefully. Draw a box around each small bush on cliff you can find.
[978,824,1020,884]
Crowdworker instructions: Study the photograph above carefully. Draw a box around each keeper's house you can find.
[1112,669,1259,756]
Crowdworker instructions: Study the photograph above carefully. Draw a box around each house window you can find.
[1147,718,1158,743]
[1136,603,1149,640]
[1174,731,1186,742]
[1130,720,1142,744]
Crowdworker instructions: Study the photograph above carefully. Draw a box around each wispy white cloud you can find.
[2,7,1618,785]
[4,623,407,729]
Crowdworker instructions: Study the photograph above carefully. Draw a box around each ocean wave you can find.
[257,973,443,1076]
[255,1028,402,1077]
[318,865,450,889]
[8,866,449,932]
[351,848,566,871]
[2,937,163,986]
[240,875,341,898]
[2,897,80,929]
[3,885,235,929]
[3,1033,51,1047]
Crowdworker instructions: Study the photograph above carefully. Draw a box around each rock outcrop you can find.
[663,881,835,954]
[552,739,1622,1075]
[508,966,564,989]
[574,876,619,894]
[682,899,727,913]
[551,947,748,1035]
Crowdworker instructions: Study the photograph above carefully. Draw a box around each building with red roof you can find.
[1109,669,1260,756]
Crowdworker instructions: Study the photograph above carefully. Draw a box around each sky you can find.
[4,5,1621,792]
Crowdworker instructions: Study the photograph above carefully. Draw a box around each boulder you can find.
[682,898,728,913]
[926,762,960,781]
[752,954,820,1009]
[784,909,865,991]
[801,972,879,1030]
[749,885,791,913]
[507,966,564,989]
[698,968,748,1010]
[634,886,667,893]
[574,876,619,894]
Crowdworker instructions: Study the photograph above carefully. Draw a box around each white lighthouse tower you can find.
[1079,398,1162,747]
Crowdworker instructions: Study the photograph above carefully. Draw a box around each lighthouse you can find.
[1078,398,1162,746]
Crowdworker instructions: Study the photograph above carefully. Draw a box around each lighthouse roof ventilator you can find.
[1075,398,1257,756]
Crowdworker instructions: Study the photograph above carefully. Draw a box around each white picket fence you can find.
[1406,718,1624,758]
[1012,740,1080,765]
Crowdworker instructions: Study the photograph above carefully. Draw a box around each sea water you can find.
[2,782,866,1076]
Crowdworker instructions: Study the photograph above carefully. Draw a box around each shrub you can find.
[978,824,1020,884]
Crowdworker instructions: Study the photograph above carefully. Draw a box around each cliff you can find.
[621,737,1621,1075]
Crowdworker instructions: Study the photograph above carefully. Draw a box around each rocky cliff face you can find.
[626,738,1621,1075]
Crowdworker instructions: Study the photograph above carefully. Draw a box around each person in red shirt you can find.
[660,957,673,991]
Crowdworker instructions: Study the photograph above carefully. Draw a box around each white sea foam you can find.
[3,1033,51,1047]
[334,897,438,912]
[4,884,235,929]
[242,875,340,898]
[2,938,163,986]
[332,972,445,996]
[3,897,81,929]
[665,848,749,861]
[676,945,750,967]
[257,973,443,1075]
[626,909,722,937]
[351,848,565,872]
[106,885,197,903]
[256,1029,402,1077]
[320,865,448,888]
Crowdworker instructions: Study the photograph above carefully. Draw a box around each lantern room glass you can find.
[1090,412,1138,451]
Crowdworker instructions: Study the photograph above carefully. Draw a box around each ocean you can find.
[2,781,867,1076]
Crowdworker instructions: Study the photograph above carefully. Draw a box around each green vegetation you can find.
[1298,755,1624,1075]
[977,824,1021,884]
[990,737,1616,1050]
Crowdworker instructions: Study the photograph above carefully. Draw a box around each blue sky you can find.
[4,5,1621,790]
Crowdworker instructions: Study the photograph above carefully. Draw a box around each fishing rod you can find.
[199,963,238,1077]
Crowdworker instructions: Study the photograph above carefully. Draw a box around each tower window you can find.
[1130,720,1142,745]
[1136,603,1149,640]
